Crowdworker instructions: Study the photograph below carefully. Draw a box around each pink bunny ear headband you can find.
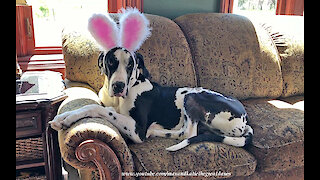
[88,8,151,53]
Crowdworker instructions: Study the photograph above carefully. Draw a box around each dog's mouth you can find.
[113,91,126,98]
[110,81,127,98]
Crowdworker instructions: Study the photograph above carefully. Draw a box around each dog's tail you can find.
[166,125,253,151]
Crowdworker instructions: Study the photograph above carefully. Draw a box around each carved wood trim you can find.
[75,139,122,180]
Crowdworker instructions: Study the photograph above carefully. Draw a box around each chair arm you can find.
[56,87,135,179]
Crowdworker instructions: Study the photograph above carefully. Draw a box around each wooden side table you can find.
[16,71,67,180]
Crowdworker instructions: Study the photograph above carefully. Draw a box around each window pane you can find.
[233,0,276,16]
[26,0,108,47]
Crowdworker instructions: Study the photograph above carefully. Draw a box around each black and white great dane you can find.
[49,46,253,151]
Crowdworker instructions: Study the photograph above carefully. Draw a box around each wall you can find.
[144,0,221,19]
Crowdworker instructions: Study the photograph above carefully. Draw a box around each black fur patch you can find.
[184,91,246,123]
[181,90,188,94]
[147,83,181,129]
[179,132,184,137]
[129,83,181,140]
[132,81,140,87]
[104,47,122,79]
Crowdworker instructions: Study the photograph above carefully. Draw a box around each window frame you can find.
[16,4,65,77]
[16,0,144,78]
[221,0,304,15]
[108,0,143,13]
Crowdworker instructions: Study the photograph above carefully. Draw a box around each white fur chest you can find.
[119,79,153,115]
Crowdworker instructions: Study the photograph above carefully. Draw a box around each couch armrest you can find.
[75,139,121,180]
[56,87,135,179]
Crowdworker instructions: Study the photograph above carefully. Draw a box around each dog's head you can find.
[88,8,151,98]
[98,47,150,98]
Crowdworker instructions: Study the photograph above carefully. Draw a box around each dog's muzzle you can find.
[112,81,126,97]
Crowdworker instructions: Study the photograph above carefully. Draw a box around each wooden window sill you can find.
[17,54,65,79]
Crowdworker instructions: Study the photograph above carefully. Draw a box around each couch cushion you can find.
[62,22,103,93]
[138,14,197,87]
[62,13,197,93]
[129,138,257,179]
[174,13,283,100]
[230,167,304,180]
[242,96,304,172]
[246,15,304,97]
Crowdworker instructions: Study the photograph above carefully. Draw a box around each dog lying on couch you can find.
[49,8,253,151]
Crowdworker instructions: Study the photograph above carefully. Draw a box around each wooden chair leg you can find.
[75,139,122,180]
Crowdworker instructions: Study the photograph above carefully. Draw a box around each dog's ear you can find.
[98,52,105,75]
[135,52,150,78]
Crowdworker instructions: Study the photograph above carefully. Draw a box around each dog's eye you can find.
[108,59,115,67]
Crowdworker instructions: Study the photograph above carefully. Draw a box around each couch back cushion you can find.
[62,24,103,93]
[247,15,304,97]
[62,13,196,93]
[175,13,283,100]
[138,14,197,87]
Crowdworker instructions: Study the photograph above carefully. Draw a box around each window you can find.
[17,0,143,78]
[221,0,304,15]
[233,0,277,16]
[16,0,109,78]
[26,0,109,48]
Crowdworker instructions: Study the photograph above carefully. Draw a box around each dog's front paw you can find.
[48,111,80,131]
[48,112,71,131]
[48,119,63,131]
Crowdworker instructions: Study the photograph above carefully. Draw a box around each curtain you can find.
[108,0,143,13]
[220,0,234,13]
[276,0,304,16]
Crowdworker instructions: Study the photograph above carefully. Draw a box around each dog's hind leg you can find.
[166,125,253,151]
[166,132,220,151]
[166,93,253,151]
[166,126,253,151]
[146,113,198,140]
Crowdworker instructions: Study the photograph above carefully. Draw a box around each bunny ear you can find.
[119,8,151,52]
[88,13,119,51]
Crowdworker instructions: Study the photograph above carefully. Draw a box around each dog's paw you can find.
[244,125,254,136]
[48,120,63,131]
[145,129,153,138]
[49,111,80,131]
[166,139,190,151]
[49,112,69,131]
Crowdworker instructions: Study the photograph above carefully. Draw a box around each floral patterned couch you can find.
[56,13,304,180]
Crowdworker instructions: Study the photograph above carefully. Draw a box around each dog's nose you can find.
[112,82,125,94]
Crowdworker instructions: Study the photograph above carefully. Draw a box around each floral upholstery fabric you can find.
[247,15,304,97]
[137,14,197,87]
[129,138,256,179]
[174,13,283,100]
[242,96,304,173]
